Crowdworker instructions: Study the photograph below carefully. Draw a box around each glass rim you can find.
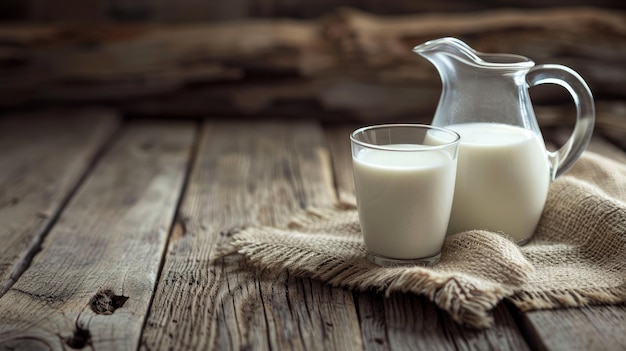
[350,123,460,152]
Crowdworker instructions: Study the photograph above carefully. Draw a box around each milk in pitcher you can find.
[439,122,550,242]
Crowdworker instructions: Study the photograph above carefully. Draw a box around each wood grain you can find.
[520,305,626,351]
[383,293,529,351]
[141,121,362,350]
[324,124,531,350]
[0,121,195,350]
[325,125,356,206]
[0,109,119,294]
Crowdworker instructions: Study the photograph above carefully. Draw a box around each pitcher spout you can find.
[413,37,478,62]
[413,37,534,69]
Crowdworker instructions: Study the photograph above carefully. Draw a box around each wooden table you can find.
[0,109,625,351]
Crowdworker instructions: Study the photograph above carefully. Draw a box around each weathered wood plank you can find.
[383,293,530,351]
[0,109,119,294]
[0,121,195,350]
[325,125,357,206]
[141,121,362,350]
[325,124,531,351]
[520,305,626,351]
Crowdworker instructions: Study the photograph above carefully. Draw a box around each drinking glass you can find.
[350,124,460,266]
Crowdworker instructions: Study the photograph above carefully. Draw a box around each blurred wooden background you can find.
[0,1,625,147]
[1,0,625,21]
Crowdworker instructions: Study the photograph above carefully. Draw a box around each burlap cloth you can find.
[226,152,626,328]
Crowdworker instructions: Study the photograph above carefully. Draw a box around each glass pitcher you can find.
[413,37,595,244]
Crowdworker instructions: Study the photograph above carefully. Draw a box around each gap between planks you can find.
[0,109,121,297]
[141,120,363,351]
[0,119,196,350]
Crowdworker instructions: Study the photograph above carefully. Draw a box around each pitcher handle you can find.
[526,64,595,179]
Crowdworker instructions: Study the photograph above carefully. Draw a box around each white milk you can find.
[352,145,456,259]
[438,123,550,242]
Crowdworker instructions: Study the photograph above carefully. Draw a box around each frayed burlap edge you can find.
[230,232,514,329]
[223,206,527,329]
[509,282,626,312]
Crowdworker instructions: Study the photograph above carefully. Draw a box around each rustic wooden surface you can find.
[0,109,119,293]
[521,304,626,351]
[140,121,361,350]
[0,119,195,349]
[0,110,624,350]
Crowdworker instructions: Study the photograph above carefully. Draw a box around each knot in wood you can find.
[89,288,129,315]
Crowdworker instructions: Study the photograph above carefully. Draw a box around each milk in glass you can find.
[352,145,456,259]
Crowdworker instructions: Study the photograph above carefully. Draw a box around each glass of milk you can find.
[350,124,460,267]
